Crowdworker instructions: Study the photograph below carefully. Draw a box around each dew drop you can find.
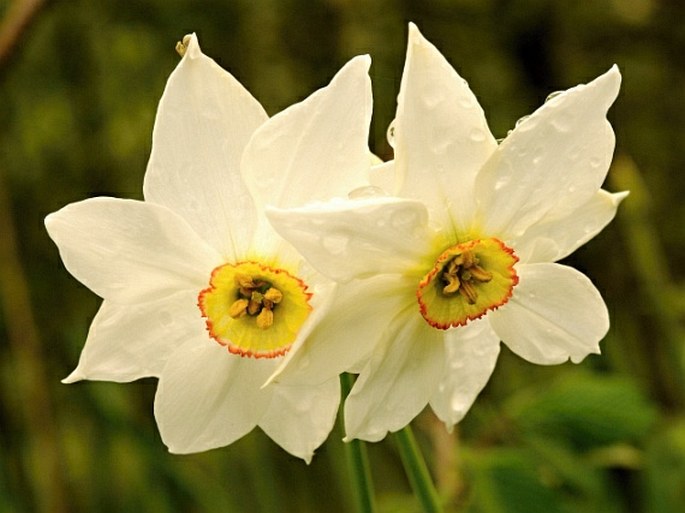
[551,113,573,132]
[450,395,467,412]
[391,209,417,229]
[348,185,386,199]
[159,311,174,327]
[450,358,465,370]
[322,233,349,255]
[459,98,474,109]
[469,128,486,142]
[590,156,603,168]
[423,92,444,109]
[494,176,511,191]
[386,120,397,148]
[515,114,531,128]
[545,90,564,103]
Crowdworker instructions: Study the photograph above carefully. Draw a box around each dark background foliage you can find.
[1,0,684,511]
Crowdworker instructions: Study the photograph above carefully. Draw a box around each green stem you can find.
[395,425,443,513]
[340,373,376,513]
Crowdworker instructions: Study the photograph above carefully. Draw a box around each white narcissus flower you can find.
[45,34,373,461]
[265,24,627,442]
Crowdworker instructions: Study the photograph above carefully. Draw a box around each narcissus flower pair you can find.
[47,25,625,456]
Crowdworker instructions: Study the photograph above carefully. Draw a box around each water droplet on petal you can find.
[459,98,474,109]
[159,311,174,327]
[322,234,349,255]
[515,114,531,128]
[423,92,445,109]
[494,176,511,190]
[469,128,486,142]
[391,209,418,229]
[451,394,467,412]
[348,186,386,199]
[386,120,397,148]
[545,90,565,103]
[590,156,603,168]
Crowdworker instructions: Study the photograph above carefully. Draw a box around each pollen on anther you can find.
[417,238,518,329]
[198,260,312,359]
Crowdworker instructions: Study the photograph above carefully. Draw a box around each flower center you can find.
[198,261,312,358]
[417,238,519,329]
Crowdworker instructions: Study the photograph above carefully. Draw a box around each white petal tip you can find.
[351,54,371,68]
[408,22,421,38]
[408,23,428,48]
[591,65,622,103]
[614,190,630,204]
[62,370,84,384]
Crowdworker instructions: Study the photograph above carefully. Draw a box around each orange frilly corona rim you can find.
[198,261,312,358]
[417,238,519,329]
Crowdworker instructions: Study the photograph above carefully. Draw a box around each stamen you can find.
[228,298,249,318]
[417,238,519,329]
[440,250,493,300]
[264,287,283,304]
[458,281,478,304]
[198,261,313,359]
[256,308,274,329]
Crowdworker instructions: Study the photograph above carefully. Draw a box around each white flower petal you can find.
[344,311,445,442]
[45,198,222,303]
[270,275,415,386]
[476,66,621,238]
[63,290,203,383]
[155,339,275,454]
[429,318,500,430]
[394,24,497,235]
[267,197,432,283]
[489,263,609,365]
[514,190,629,263]
[143,33,267,260]
[242,55,372,210]
[259,378,340,463]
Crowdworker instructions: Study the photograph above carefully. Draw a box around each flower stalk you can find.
[395,425,443,513]
[341,373,377,513]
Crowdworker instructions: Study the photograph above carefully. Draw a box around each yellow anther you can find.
[469,264,493,282]
[236,274,256,289]
[443,273,460,294]
[458,281,478,305]
[175,35,192,57]
[256,308,274,329]
[417,238,519,329]
[228,298,249,318]
[264,287,283,304]
[199,260,313,358]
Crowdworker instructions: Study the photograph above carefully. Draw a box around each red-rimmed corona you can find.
[199,261,312,359]
[417,238,519,329]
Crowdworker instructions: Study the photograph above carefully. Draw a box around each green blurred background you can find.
[1,0,684,511]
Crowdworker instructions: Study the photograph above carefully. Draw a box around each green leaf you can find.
[644,418,685,513]
[506,373,657,450]
[464,448,565,513]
